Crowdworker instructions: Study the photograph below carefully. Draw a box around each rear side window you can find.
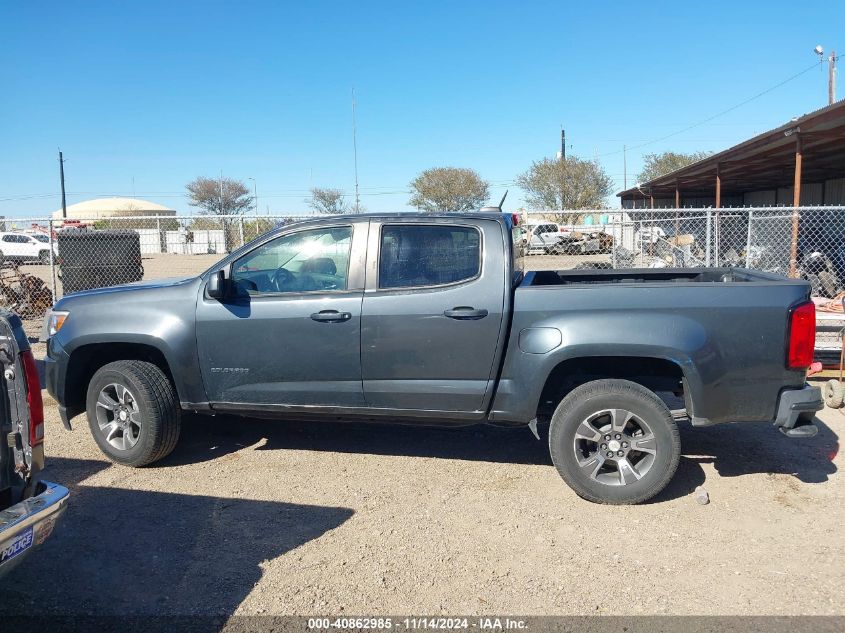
[379,225,480,289]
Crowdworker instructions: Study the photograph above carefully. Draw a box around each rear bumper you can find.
[0,481,69,577]
[773,384,823,438]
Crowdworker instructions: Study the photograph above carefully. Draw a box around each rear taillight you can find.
[21,350,44,446]
[787,301,815,369]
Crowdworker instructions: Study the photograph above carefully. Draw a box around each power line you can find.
[598,60,822,158]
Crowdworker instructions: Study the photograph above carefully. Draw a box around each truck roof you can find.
[290,211,510,222]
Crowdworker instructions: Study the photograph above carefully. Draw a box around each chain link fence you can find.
[521,206,845,362]
[0,214,306,319]
[1,206,844,309]
[521,207,845,292]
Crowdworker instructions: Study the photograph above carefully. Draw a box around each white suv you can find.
[0,232,57,265]
[524,222,568,254]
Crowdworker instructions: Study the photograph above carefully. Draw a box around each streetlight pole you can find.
[352,88,360,214]
[58,150,67,219]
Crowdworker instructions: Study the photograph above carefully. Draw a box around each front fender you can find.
[50,278,207,408]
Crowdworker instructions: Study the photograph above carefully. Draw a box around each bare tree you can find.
[409,167,489,213]
[517,157,613,220]
[637,151,712,183]
[186,176,254,217]
[186,176,254,251]
[307,187,349,214]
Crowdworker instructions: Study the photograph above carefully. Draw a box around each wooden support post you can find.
[649,194,654,257]
[715,164,721,209]
[789,136,803,278]
[674,182,680,245]
[715,164,721,264]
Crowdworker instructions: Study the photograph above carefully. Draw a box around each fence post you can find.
[156,216,162,254]
[611,219,617,269]
[705,209,712,266]
[48,218,58,303]
[745,210,753,269]
[239,216,245,248]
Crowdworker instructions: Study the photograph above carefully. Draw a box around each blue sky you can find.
[1,0,842,217]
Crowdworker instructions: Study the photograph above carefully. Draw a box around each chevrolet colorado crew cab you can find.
[44,213,822,504]
[1,311,68,577]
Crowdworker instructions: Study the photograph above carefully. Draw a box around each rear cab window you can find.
[378,224,481,289]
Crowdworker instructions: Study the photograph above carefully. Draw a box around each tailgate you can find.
[0,310,42,507]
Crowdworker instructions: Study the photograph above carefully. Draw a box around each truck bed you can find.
[526,267,803,286]
[490,266,812,427]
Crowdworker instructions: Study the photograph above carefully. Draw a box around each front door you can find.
[195,222,368,409]
[360,220,506,415]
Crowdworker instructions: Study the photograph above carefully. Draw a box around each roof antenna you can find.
[498,189,508,209]
[480,189,509,213]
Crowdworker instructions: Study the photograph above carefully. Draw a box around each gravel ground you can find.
[4,253,843,616]
[1,383,842,616]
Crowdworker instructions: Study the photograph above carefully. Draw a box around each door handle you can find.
[310,310,352,323]
[443,306,488,320]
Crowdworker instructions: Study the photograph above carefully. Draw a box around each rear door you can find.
[360,219,506,416]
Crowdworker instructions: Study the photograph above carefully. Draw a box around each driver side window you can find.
[231,226,352,295]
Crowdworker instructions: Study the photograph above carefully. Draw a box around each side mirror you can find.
[207,270,226,299]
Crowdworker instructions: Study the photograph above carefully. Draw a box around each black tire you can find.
[86,360,181,466]
[0,250,4,265]
[39,250,50,265]
[549,379,681,504]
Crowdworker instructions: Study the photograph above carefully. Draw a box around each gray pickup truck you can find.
[1,311,68,577]
[44,213,822,504]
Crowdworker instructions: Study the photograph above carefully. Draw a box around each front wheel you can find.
[86,360,181,466]
[549,379,681,504]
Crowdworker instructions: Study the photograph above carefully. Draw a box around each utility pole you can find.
[352,88,360,213]
[58,150,67,219]
[560,128,566,160]
[815,46,838,105]
[219,170,225,214]
[623,145,627,190]
[829,50,837,105]
[248,177,257,214]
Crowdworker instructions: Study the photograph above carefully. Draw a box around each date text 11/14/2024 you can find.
[307,617,528,630]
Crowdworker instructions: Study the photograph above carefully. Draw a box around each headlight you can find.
[43,310,69,339]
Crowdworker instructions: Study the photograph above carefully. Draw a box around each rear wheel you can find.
[86,360,181,466]
[39,250,50,265]
[549,379,681,504]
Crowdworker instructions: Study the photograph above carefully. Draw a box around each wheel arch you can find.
[63,341,177,419]
[535,354,691,421]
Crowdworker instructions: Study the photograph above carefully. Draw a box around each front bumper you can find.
[44,336,73,430]
[0,481,69,577]
[773,384,823,438]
